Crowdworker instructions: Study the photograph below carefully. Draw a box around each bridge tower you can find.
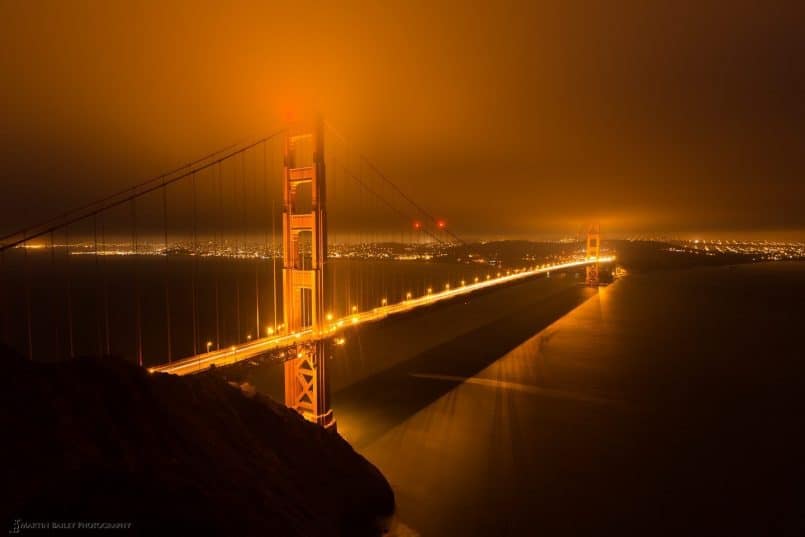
[585,223,601,286]
[282,118,335,430]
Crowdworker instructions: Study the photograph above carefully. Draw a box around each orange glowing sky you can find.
[1,1,803,239]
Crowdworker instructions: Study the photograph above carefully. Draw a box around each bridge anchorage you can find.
[281,118,335,430]
[585,223,601,287]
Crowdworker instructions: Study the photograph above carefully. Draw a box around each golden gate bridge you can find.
[0,117,611,430]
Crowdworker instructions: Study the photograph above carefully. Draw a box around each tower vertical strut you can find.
[585,223,601,286]
[282,118,335,430]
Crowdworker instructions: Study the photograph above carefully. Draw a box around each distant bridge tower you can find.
[282,118,335,430]
[585,223,601,286]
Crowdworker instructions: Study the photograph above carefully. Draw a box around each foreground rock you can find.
[2,349,394,535]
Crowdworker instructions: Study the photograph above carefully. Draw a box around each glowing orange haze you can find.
[0,1,803,240]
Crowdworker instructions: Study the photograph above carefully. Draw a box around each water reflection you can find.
[336,262,805,536]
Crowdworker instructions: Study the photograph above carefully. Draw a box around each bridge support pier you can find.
[585,223,601,286]
[282,118,335,430]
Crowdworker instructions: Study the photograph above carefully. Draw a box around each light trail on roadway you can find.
[148,256,614,376]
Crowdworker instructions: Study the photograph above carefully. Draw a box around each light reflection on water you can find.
[337,262,805,536]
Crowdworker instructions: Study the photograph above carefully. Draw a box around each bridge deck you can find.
[148,257,614,376]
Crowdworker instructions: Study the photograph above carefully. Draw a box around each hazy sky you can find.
[1,1,803,240]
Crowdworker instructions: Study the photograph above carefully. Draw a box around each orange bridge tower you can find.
[585,223,601,286]
[282,118,335,430]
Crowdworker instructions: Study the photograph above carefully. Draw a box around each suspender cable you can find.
[272,200,277,332]
[360,160,365,310]
[331,153,337,318]
[254,149,260,340]
[1,130,286,253]
[0,249,8,349]
[50,231,61,358]
[0,249,5,347]
[236,263,241,341]
[162,178,172,363]
[262,140,269,337]
[101,212,110,355]
[23,240,32,360]
[191,171,198,356]
[215,162,221,350]
[65,225,74,359]
[337,162,447,245]
[235,159,241,342]
[93,214,102,356]
[0,144,242,248]
[241,152,246,256]
[132,198,142,367]
[324,121,464,245]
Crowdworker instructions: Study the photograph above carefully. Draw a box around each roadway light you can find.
[445,283,450,290]
[406,291,412,300]
[266,326,274,336]
[474,277,479,283]
[247,334,252,341]
[381,298,387,306]
[427,287,432,294]
[326,313,333,321]
[460,280,465,286]
[351,305,358,312]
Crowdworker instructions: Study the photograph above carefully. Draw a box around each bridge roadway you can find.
[148,256,614,376]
